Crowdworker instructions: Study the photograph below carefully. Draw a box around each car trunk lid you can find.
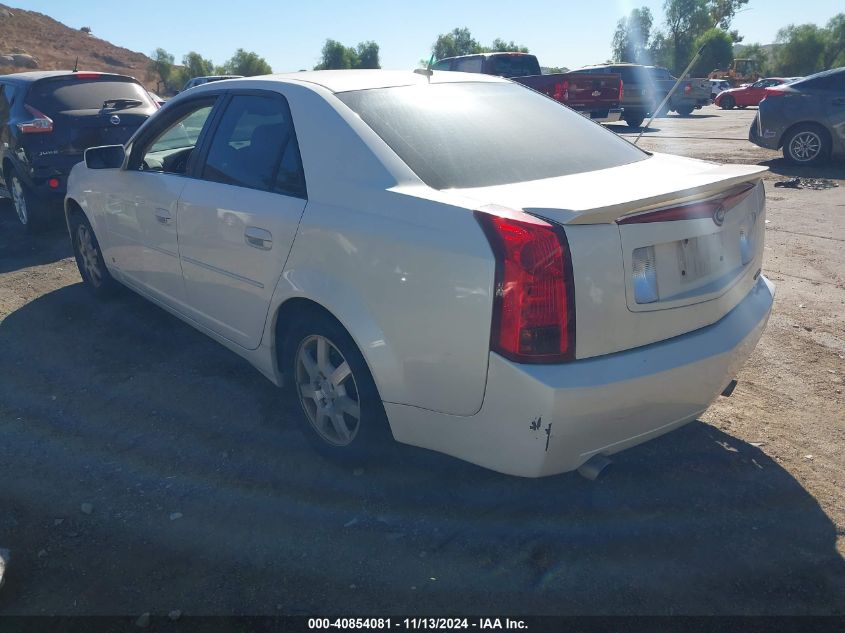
[455,153,768,358]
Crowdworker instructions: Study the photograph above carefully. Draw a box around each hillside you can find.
[0,3,154,88]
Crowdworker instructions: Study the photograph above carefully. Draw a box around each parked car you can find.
[716,77,793,109]
[569,63,658,127]
[750,67,845,165]
[645,66,710,116]
[0,70,157,232]
[181,75,243,91]
[709,79,731,101]
[65,70,773,477]
[431,52,622,123]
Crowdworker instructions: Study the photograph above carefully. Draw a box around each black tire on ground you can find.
[5,169,48,233]
[624,116,646,129]
[675,105,695,116]
[68,211,119,297]
[283,310,391,465]
[782,124,831,166]
[720,95,735,110]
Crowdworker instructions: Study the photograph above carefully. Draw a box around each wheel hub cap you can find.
[10,177,28,225]
[77,225,103,286]
[791,132,820,161]
[295,335,361,447]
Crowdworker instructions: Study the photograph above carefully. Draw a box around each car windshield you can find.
[337,82,648,190]
[27,77,152,113]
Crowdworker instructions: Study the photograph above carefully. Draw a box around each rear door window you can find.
[200,93,306,197]
[27,77,153,113]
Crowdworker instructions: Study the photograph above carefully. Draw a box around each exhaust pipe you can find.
[577,454,612,481]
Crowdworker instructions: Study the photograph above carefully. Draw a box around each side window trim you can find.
[193,89,307,200]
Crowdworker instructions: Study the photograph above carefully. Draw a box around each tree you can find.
[735,42,771,77]
[432,27,481,60]
[355,41,380,69]
[314,39,381,70]
[691,28,733,76]
[315,39,355,70]
[487,38,529,53]
[663,0,711,74]
[824,13,845,68]
[148,48,174,93]
[221,48,272,76]
[708,0,750,29]
[612,7,654,63]
[772,24,827,76]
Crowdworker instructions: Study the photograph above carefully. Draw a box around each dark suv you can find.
[569,63,658,128]
[0,71,156,232]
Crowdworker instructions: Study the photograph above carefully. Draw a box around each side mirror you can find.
[84,145,125,170]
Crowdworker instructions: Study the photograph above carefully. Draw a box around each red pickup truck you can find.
[431,52,623,123]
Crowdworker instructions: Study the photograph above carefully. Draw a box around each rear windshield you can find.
[337,82,647,190]
[488,55,541,78]
[27,77,152,113]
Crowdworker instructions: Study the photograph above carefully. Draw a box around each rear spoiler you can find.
[562,164,768,225]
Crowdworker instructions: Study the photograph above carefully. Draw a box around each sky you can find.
[9,0,841,72]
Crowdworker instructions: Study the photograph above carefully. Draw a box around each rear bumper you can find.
[387,276,774,477]
[749,114,781,150]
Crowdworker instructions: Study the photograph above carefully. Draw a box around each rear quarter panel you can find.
[264,82,497,417]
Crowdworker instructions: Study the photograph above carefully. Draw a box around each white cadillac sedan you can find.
[65,70,774,477]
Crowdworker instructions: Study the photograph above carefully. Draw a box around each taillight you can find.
[18,105,53,134]
[618,79,624,102]
[684,82,692,95]
[617,182,756,224]
[475,207,575,363]
[73,72,102,79]
[553,79,569,102]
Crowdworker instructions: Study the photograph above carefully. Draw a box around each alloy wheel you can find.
[788,131,822,162]
[76,223,103,286]
[10,176,28,225]
[295,334,361,446]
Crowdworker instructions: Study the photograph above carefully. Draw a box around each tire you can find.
[720,96,735,110]
[624,116,645,129]
[675,105,694,117]
[69,212,119,297]
[284,311,391,464]
[5,170,47,233]
[782,124,831,166]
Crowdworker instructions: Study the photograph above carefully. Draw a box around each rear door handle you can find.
[155,208,172,225]
[244,226,272,250]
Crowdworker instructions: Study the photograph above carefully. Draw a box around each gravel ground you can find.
[0,106,843,616]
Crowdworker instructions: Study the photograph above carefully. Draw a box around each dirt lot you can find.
[0,106,843,616]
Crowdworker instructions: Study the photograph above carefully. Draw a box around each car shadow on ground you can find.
[0,200,73,273]
[758,157,845,180]
[0,284,844,615]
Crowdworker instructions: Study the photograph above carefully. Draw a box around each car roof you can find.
[211,69,508,93]
[0,70,136,83]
